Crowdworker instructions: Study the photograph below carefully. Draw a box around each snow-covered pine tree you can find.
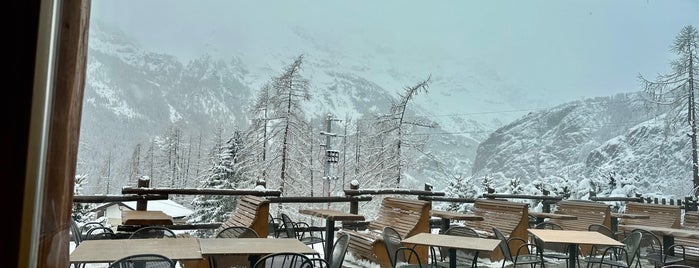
[188,130,248,237]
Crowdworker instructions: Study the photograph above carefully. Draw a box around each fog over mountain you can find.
[78,1,699,197]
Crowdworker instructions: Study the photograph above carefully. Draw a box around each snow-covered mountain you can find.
[80,21,692,198]
[78,22,500,192]
[471,92,693,198]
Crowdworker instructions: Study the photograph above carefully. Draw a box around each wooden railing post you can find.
[136,177,150,211]
[542,189,551,213]
[686,196,698,211]
[349,180,359,215]
[256,178,266,188]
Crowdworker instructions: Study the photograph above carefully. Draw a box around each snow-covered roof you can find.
[120,199,194,218]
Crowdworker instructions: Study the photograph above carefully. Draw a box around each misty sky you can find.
[91,0,698,103]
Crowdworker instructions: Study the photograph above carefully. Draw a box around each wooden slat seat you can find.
[339,197,431,268]
[467,199,529,261]
[677,211,699,263]
[214,195,270,238]
[552,200,612,231]
[620,202,681,228]
[550,200,611,256]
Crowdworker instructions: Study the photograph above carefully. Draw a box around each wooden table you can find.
[618,224,699,255]
[198,238,318,267]
[529,211,577,224]
[610,213,650,233]
[122,210,174,225]
[401,232,500,268]
[70,237,202,264]
[528,229,623,268]
[430,210,484,234]
[299,209,365,265]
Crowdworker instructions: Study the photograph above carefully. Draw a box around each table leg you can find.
[568,243,578,268]
[441,218,450,234]
[663,235,675,256]
[325,219,335,264]
[449,248,456,268]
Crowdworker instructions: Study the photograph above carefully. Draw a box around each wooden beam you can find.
[121,187,282,197]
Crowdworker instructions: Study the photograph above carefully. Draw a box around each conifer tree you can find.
[639,25,698,195]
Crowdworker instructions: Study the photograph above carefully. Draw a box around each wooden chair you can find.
[468,199,530,262]
[215,226,259,238]
[108,253,176,268]
[215,195,270,238]
[339,197,431,268]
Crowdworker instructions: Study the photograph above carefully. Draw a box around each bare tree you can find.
[377,76,436,186]
[268,55,312,196]
[639,25,698,194]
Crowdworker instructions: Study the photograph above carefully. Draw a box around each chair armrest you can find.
[307,258,329,268]
[395,247,424,266]
[599,246,628,264]
[665,244,686,260]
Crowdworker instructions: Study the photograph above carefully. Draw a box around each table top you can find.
[528,229,623,246]
[529,211,578,220]
[122,210,174,225]
[618,224,699,239]
[298,209,365,221]
[430,210,484,221]
[401,233,501,252]
[199,238,318,255]
[611,213,650,219]
[70,237,202,263]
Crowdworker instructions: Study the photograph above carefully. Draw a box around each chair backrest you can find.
[280,213,299,239]
[215,226,259,238]
[533,222,566,253]
[108,253,176,268]
[588,224,615,239]
[128,226,177,239]
[630,229,663,261]
[85,227,117,240]
[79,221,106,240]
[330,233,351,268]
[534,222,563,230]
[382,226,404,267]
[252,252,313,268]
[441,226,480,263]
[70,219,83,245]
[492,227,513,262]
[621,231,643,266]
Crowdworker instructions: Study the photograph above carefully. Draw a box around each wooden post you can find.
[136,177,150,211]
[349,180,359,214]
[542,189,551,213]
[36,1,92,267]
[256,178,266,188]
[687,196,699,212]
